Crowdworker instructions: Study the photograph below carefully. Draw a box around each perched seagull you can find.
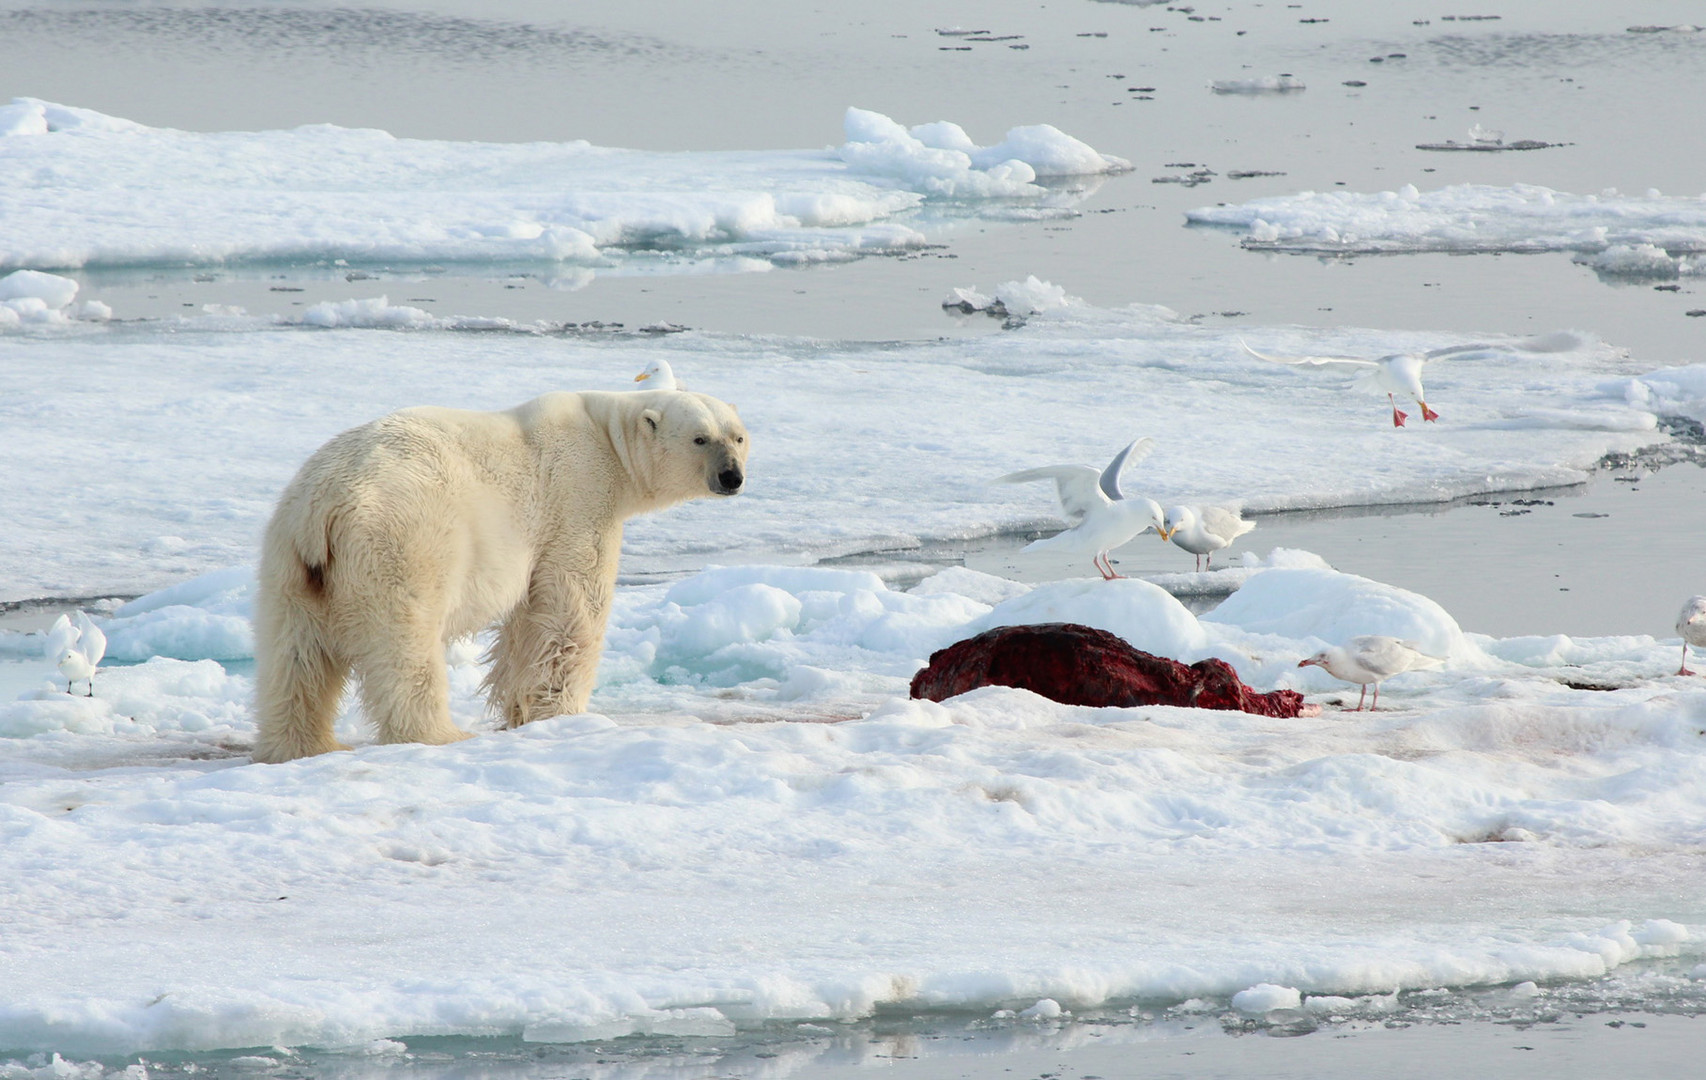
[45,611,107,696]
[1297,635,1442,711]
[1239,338,1501,428]
[994,437,1166,580]
[1676,595,1706,676]
[633,360,680,391]
[56,646,99,696]
[1161,505,1255,572]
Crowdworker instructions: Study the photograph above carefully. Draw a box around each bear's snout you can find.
[715,466,744,494]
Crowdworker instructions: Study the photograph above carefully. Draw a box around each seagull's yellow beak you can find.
[634,373,649,383]
[1158,526,1173,541]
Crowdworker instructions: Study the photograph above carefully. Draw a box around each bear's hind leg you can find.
[253,597,352,764]
[351,610,472,747]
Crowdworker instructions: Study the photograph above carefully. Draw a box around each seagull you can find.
[45,610,107,695]
[1297,635,1442,710]
[1161,505,1255,571]
[994,437,1166,580]
[1676,596,1706,676]
[56,646,99,696]
[1239,338,1502,427]
[633,360,679,391]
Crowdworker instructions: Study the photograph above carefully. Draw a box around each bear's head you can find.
[639,391,749,501]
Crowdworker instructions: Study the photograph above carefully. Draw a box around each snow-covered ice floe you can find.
[3,548,1706,1055]
[0,98,1128,275]
[0,286,1693,597]
[1187,182,1706,274]
[5,288,1706,1055]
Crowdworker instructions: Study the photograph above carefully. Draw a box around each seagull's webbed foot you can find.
[1421,403,1440,422]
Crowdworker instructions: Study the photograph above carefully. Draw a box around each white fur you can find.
[251,390,748,763]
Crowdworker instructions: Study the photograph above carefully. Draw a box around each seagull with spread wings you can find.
[1239,338,1504,428]
[995,437,1166,580]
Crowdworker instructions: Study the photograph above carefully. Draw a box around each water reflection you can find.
[0,4,673,67]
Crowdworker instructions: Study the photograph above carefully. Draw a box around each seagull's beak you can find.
[634,373,649,383]
[1297,657,1319,668]
[1158,526,1173,541]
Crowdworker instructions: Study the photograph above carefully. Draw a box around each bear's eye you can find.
[694,436,708,445]
[735,435,744,444]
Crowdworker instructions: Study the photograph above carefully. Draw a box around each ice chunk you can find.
[1231,983,1302,1012]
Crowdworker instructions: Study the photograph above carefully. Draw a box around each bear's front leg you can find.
[482,570,612,728]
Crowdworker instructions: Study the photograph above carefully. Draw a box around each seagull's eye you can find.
[694,436,708,445]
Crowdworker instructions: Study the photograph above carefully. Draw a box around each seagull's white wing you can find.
[1099,436,1156,502]
[1240,338,1378,369]
[994,464,1107,523]
[46,613,79,660]
[1348,636,1437,678]
[1198,505,1255,542]
[73,611,107,667]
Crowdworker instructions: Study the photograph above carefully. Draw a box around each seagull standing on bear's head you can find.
[994,437,1166,581]
[1297,635,1442,711]
[633,360,679,391]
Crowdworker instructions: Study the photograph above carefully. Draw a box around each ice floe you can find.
[1187,183,1706,265]
[0,290,1690,598]
[0,99,1126,276]
[3,548,1706,1055]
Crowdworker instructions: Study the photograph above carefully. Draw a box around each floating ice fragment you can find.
[1017,998,1064,1019]
[1578,244,1680,280]
[1231,983,1302,1013]
[1211,75,1305,93]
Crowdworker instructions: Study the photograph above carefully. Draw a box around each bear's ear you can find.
[642,408,661,433]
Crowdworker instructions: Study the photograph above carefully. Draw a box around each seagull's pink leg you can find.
[1356,684,1368,711]
[1390,394,1408,427]
[1095,552,1123,580]
[1420,402,1440,422]
[1681,642,1695,677]
[1371,684,1381,710]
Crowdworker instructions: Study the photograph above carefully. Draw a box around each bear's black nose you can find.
[717,467,744,493]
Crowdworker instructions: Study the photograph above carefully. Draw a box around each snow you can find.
[0,292,1682,600]
[0,100,1124,275]
[6,96,1706,1062]
[1231,984,1302,1013]
[1188,183,1706,260]
[6,539,1706,1055]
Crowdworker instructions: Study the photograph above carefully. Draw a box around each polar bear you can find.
[251,389,748,763]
